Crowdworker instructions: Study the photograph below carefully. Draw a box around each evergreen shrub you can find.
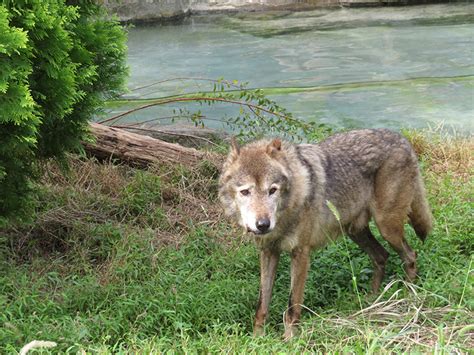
[0,0,128,225]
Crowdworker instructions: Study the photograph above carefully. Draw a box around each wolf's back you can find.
[317,129,433,241]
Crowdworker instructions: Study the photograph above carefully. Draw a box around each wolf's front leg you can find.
[254,248,280,336]
[284,246,311,340]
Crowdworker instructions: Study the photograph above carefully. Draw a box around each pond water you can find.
[116,3,474,133]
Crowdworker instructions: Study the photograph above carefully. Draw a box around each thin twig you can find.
[116,115,206,128]
[98,96,290,125]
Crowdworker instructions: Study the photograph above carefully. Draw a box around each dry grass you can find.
[302,280,473,353]
[9,130,471,259]
[405,129,473,182]
[5,154,230,261]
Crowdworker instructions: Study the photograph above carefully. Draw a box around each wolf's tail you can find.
[409,174,433,242]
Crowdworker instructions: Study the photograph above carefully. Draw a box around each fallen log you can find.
[115,123,228,148]
[84,122,216,168]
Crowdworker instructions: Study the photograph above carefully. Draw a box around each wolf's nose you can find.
[256,218,271,233]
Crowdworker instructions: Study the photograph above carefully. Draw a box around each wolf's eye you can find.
[269,187,278,195]
[240,189,250,196]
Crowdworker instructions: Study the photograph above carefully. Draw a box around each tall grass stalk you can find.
[326,200,364,312]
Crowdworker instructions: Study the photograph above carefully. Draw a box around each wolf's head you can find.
[218,138,291,235]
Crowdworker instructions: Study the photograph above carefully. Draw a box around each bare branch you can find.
[98,96,290,125]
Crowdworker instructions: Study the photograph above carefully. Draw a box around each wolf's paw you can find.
[253,325,265,337]
[283,324,299,341]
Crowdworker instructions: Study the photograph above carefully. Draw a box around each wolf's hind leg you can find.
[373,157,419,281]
[374,214,417,281]
[348,227,389,293]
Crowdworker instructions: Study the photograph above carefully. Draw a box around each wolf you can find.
[218,129,432,339]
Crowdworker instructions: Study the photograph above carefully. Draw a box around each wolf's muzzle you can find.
[256,217,271,234]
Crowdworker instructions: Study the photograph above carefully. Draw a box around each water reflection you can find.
[118,3,474,133]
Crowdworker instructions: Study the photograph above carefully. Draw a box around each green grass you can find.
[0,132,472,353]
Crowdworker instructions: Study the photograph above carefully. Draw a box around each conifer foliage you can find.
[0,0,127,225]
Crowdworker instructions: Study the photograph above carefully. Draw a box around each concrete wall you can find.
[103,0,466,22]
[103,0,193,22]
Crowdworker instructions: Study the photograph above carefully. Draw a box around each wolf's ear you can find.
[266,138,282,157]
[229,137,240,160]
